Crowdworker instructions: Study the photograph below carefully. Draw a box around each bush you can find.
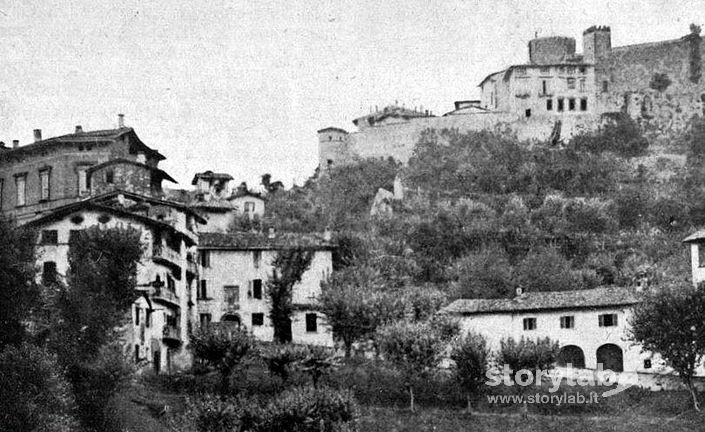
[177,386,360,432]
[451,332,489,410]
[0,343,79,432]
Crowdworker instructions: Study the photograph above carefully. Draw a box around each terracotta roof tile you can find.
[442,287,640,315]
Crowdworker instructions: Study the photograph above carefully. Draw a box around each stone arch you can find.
[556,345,586,369]
[221,314,241,327]
[596,343,623,372]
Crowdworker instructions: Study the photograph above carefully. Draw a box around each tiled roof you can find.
[191,171,234,185]
[317,127,349,134]
[442,287,640,315]
[199,232,335,250]
[0,127,165,161]
[353,105,434,126]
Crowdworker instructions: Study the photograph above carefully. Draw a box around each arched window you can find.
[596,343,623,372]
[557,345,586,368]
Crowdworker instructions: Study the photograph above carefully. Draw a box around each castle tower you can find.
[317,127,350,170]
[528,36,576,64]
[583,26,612,64]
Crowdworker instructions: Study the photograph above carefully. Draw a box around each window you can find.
[77,166,89,195]
[0,178,3,208]
[579,78,586,92]
[224,285,240,306]
[200,250,210,267]
[525,109,531,118]
[541,80,547,95]
[540,66,551,74]
[199,313,212,327]
[252,313,264,326]
[146,309,151,328]
[557,98,565,112]
[135,306,141,325]
[580,98,588,111]
[546,99,553,111]
[167,274,175,292]
[244,201,256,213]
[105,169,114,184]
[567,78,576,89]
[699,245,705,268]
[602,80,609,93]
[560,316,575,329]
[39,168,51,201]
[598,313,618,327]
[42,261,57,285]
[15,174,26,207]
[252,279,263,299]
[135,344,140,363]
[306,313,318,332]
[253,250,262,269]
[579,66,586,74]
[523,317,537,331]
[643,359,652,369]
[568,98,576,111]
[199,280,208,299]
[40,230,58,244]
[515,67,527,76]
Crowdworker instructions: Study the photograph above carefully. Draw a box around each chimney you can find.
[33,129,42,142]
[12,140,19,149]
[118,114,125,128]
[515,287,524,297]
[75,125,83,134]
[268,227,276,239]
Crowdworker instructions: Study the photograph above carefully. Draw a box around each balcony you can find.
[186,253,198,278]
[162,325,182,347]
[152,287,180,308]
[152,244,182,273]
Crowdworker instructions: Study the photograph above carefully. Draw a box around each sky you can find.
[0,0,703,189]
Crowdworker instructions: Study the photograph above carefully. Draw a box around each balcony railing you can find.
[162,325,182,346]
[152,287,180,308]
[152,244,182,272]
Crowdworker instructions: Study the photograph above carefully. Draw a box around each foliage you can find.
[569,113,649,157]
[190,325,254,393]
[299,346,342,387]
[267,248,314,343]
[259,343,308,384]
[319,266,385,357]
[514,247,583,293]
[451,332,490,410]
[375,321,445,411]
[65,343,133,431]
[178,386,360,432]
[228,212,264,232]
[497,337,561,378]
[402,285,448,321]
[629,282,705,411]
[0,343,79,432]
[0,217,38,348]
[451,247,515,299]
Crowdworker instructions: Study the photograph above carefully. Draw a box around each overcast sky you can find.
[0,0,703,188]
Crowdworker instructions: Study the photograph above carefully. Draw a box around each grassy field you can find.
[358,407,703,432]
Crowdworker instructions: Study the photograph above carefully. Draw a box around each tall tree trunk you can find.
[344,341,352,358]
[687,381,701,412]
[408,385,415,412]
[466,394,473,414]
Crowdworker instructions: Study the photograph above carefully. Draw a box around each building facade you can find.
[197,232,334,346]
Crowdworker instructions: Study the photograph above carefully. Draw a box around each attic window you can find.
[98,214,111,224]
[105,169,114,184]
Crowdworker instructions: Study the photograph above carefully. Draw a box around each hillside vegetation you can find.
[264,116,705,300]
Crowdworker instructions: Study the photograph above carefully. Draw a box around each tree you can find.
[0,343,79,432]
[267,248,314,343]
[376,321,445,412]
[318,266,382,357]
[451,247,515,299]
[514,247,583,293]
[190,325,253,393]
[497,336,560,414]
[629,283,705,411]
[0,217,38,348]
[451,332,489,412]
[260,343,307,384]
[45,225,143,430]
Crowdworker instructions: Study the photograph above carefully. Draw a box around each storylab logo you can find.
[485,363,639,397]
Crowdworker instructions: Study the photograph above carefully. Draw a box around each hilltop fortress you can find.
[318,25,705,168]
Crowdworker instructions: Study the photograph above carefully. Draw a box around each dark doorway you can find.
[557,345,586,368]
[596,344,623,372]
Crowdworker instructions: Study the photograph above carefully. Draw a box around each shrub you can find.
[451,332,489,411]
[190,325,254,393]
[259,343,308,384]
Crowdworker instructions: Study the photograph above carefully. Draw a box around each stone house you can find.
[25,190,206,373]
[197,231,334,346]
